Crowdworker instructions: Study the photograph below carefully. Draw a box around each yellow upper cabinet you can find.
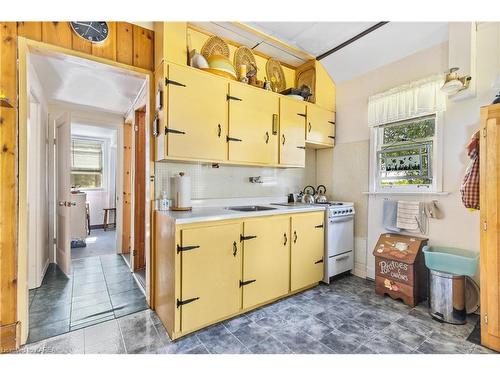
[179,222,241,334]
[166,64,228,162]
[314,60,336,111]
[154,22,187,69]
[291,212,324,291]
[241,216,290,309]
[279,97,306,167]
[227,83,279,165]
[306,103,335,147]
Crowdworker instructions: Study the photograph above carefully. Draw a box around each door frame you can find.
[17,37,153,345]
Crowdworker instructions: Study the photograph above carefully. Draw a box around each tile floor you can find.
[71,229,117,260]
[27,254,147,344]
[20,275,498,354]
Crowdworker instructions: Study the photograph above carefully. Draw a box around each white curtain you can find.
[368,74,446,127]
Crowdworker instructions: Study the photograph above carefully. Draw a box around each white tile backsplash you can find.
[154,150,316,200]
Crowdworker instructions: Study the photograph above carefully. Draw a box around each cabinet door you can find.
[180,223,241,333]
[167,64,228,161]
[279,97,306,167]
[480,108,500,351]
[291,212,324,291]
[306,104,335,146]
[242,216,290,309]
[228,83,279,164]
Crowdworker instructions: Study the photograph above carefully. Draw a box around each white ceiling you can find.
[72,123,117,140]
[247,22,449,82]
[30,53,146,114]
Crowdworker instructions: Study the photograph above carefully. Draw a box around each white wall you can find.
[27,64,50,289]
[154,149,317,202]
[317,23,500,280]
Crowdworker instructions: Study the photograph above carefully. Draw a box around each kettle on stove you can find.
[301,185,316,204]
[315,185,328,203]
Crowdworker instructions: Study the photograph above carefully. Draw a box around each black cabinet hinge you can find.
[314,258,324,264]
[177,245,200,253]
[239,279,256,287]
[297,113,307,117]
[227,94,242,101]
[165,127,186,135]
[227,136,243,142]
[328,121,336,125]
[315,224,324,228]
[296,146,306,150]
[132,249,137,256]
[328,136,335,139]
[176,297,199,308]
[240,234,257,242]
[165,78,186,87]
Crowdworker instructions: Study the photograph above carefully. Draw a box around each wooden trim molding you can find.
[0,22,19,354]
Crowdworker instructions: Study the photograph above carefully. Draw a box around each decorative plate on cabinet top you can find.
[296,66,316,103]
[201,36,230,60]
[234,46,257,80]
[266,58,286,92]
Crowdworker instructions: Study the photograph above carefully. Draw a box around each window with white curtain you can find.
[70,138,104,189]
[368,74,446,193]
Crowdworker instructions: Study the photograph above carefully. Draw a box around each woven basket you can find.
[201,36,230,60]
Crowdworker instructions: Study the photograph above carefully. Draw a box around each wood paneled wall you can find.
[17,21,154,71]
[0,22,19,353]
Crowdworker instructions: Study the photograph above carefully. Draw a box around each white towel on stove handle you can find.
[396,201,421,231]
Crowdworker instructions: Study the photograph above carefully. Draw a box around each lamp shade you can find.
[441,79,464,95]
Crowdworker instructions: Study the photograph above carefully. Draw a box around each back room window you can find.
[71,138,104,189]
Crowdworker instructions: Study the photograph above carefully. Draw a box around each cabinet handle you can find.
[265,131,270,144]
[297,113,307,118]
[232,241,238,257]
[293,230,298,244]
[165,127,186,135]
[176,297,199,308]
[283,233,287,246]
[177,245,200,253]
[314,258,324,264]
[217,124,222,138]
[272,114,278,135]
[227,136,243,142]
[308,122,312,132]
[281,134,286,145]
[165,78,186,87]
[239,279,256,287]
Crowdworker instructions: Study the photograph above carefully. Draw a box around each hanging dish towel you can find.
[383,199,402,232]
[397,201,421,231]
[460,133,480,210]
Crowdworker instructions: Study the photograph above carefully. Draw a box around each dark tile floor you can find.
[27,254,148,344]
[20,275,498,354]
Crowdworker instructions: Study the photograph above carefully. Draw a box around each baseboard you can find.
[352,263,367,279]
[0,321,20,353]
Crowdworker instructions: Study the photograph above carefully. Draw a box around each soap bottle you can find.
[159,191,170,211]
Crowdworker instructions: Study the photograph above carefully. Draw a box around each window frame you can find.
[70,136,108,191]
[370,113,443,193]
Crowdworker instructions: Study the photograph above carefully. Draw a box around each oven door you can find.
[326,215,354,257]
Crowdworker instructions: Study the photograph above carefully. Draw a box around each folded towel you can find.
[383,200,402,233]
[397,201,421,231]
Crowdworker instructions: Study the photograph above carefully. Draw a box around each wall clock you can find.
[70,22,109,43]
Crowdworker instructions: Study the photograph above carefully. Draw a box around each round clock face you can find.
[70,22,109,43]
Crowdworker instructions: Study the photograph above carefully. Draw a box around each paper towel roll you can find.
[172,172,192,210]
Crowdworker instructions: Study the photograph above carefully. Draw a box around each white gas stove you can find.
[317,201,355,283]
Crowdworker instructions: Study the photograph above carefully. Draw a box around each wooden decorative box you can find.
[373,233,428,307]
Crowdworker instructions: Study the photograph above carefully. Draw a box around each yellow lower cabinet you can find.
[290,212,325,291]
[179,223,241,333]
[227,82,279,164]
[279,97,306,167]
[241,216,290,309]
[306,104,335,146]
[166,64,228,161]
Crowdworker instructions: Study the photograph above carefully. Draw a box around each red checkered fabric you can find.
[460,138,480,210]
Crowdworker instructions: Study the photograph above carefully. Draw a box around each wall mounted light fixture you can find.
[441,67,472,95]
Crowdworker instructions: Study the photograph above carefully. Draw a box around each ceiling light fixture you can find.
[441,67,472,95]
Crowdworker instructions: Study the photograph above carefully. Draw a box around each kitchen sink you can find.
[225,205,277,212]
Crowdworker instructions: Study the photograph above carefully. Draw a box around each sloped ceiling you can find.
[247,22,449,83]
[30,53,146,114]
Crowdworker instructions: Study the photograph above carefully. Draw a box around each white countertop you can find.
[157,203,325,224]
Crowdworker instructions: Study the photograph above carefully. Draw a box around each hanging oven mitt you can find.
[460,132,480,211]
